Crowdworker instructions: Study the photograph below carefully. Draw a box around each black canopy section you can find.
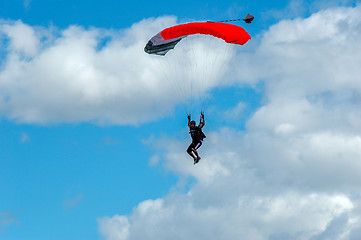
[144,38,183,56]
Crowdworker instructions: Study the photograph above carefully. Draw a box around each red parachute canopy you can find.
[144,22,251,55]
[161,22,250,45]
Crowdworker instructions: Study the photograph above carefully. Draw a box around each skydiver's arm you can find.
[187,114,191,127]
[199,112,205,128]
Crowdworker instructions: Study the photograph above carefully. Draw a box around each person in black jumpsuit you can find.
[187,112,205,164]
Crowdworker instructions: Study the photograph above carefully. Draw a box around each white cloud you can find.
[98,5,361,240]
[0,20,39,57]
[98,215,130,240]
[98,192,356,240]
[0,17,234,125]
[224,101,247,119]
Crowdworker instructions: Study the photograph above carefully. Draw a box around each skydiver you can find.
[187,112,206,164]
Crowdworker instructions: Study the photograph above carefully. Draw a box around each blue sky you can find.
[1,0,289,28]
[1,1,361,240]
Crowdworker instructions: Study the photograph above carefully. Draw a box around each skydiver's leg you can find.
[192,148,200,159]
[187,149,197,160]
[192,148,201,164]
[192,141,202,162]
[194,141,202,150]
[187,144,197,161]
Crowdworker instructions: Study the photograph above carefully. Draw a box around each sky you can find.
[0,0,361,240]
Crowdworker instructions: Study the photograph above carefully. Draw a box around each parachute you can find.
[145,21,251,56]
[144,17,253,113]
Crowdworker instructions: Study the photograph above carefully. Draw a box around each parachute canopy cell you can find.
[144,22,251,56]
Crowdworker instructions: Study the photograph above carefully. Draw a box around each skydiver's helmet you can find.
[190,120,196,126]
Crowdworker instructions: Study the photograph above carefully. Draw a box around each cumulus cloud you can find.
[98,5,361,240]
[98,215,130,240]
[0,17,233,125]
